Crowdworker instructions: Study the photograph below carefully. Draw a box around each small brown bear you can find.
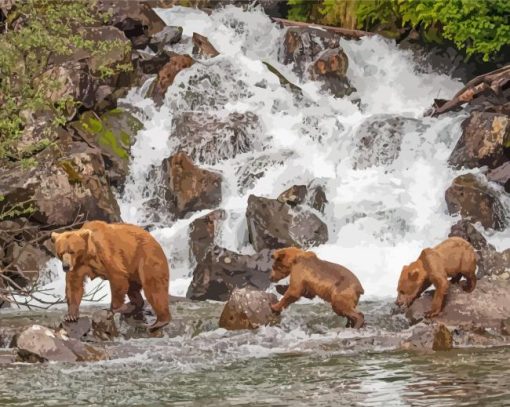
[396,237,477,318]
[269,247,365,329]
[51,220,171,331]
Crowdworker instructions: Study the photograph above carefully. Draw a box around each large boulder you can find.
[69,109,143,189]
[189,209,226,264]
[149,26,183,53]
[280,27,341,78]
[0,136,121,227]
[15,325,108,363]
[246,195,328,252]
[170,111,262,165]
[160,152,222,218]
[219,287,280,330]
[445,174,507,231]
[353,115,425,169]
[401,323,453,352]
[448,112,510,170]
[186,246,273,301]
[150,53,195,105]
[405,279,510,329]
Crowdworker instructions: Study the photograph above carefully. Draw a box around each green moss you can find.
[97,129,129,160]
[58,160,82,184]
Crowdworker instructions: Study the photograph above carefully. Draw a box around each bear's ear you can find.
[51,232,59,243]
[78,229,92,241]
[409,268,420,281]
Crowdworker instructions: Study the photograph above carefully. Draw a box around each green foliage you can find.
[0,0,132,161]
[0,194,36,221]
[287,0,319,22]
[356,0,510,61]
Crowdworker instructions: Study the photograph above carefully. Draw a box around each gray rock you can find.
[219,287,280,330]
[16,325,78,363]
[189,210,226,264]
[149,26,182,53]
[401,323,453,351]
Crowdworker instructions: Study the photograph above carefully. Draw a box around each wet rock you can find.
[159,152,222,218]
[501,318,510,336]
[0,140,121,227]
[405,279,510,329]
[98,0,166,38]
[262,61,303,98]
[4,243,49,283]
[448,112,510,170]
[91,309,119,341]
[170,111,262,165]
[149,26,183,53]
[281,27,341,78]
[62,338,108,362]
[189,209,226,264]
[401,323,453,351]
[16,325,78,363]
[353,115,425,169]
[150,53,194,105]
[477,248,510,278]
[488,162,510,193]
[135,50,171,75]
[192,32,220,58]
[445,173,507,231]
[219,287,280,330]
[235,151,294,193]
[277,182,328,213]
[69,109,143,189]
[187,246,273,301]
[246,195,328,252]
[59,318,92,341]
[448,219,489,251]
[309,47,355,98]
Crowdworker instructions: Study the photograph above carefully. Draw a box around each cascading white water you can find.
[37,4,509,304]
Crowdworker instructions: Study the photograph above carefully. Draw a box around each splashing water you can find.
[39,5,508,303]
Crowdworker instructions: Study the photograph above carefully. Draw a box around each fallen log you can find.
[427,64,510,117]
[271,17,374,40]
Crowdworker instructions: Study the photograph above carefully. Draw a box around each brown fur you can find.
[51,221,171,331]
[396,237,477,318]
[270,247,365,328]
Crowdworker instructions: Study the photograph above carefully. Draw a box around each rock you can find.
[0,139,121,227]
[445,173,507,231]
[4,242,49,283]
[401,323,453,351]
[405,279,510,329]
[219,287,280,330]
[448,112,510,170]
[488,161,510,193]
[159,152,222,218]
[189,209,226,264]
[150,53,194,105]
[277,182,328,213]
[261,61,303,98]
[281,27,341,78]
[187,246,273,301]
[98,0,166,38]
[246,195,328,252]
[91,309,119,341]
[192,32,220,58]
[16,325,78,363]
[37,61,96,119]
[135,50,170,75]
[59,317,92,340]
[69,109,143,189]
[477,248,510,277]
[308,47,355,98]
[149,26,183,53]
[448,219,489,251]
[170,111,262,165]
[353,115,425,169]
[62,338,108,362]
[501,318,510,336]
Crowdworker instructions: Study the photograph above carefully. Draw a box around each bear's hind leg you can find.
[125,281,145,317]
[331,294,364,329]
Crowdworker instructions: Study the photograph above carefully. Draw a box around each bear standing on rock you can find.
[269,247,365,328]
[51,221,171,331]
[396,237,477,318]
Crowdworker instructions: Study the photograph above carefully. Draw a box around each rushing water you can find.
[3,5,510,407]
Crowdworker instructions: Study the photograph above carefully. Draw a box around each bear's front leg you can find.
[64,266,88,322]
[109,276,130,314]
[271,285,301,314]
[425,276,449,318]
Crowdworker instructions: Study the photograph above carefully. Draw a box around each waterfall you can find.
[38,5,509,303]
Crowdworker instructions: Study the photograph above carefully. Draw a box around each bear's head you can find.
[51,229,93,273]
[270,247,305,282]
[396,259,427,308]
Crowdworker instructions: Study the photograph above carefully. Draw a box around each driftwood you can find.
[271,17,374,40]
[428,64,510,117]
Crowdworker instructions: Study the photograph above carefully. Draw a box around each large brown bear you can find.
[270,247,365,329]
[51,220,171,331]
[396,237,477,318]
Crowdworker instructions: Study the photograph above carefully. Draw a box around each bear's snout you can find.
[62,263,70,272]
